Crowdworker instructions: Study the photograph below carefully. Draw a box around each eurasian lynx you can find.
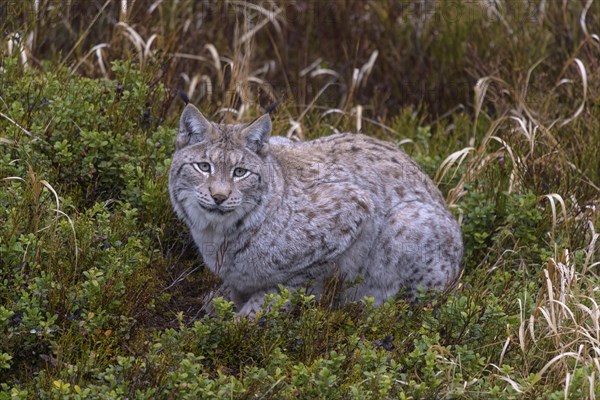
[169,104,463,317]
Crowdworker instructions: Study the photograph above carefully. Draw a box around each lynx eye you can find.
[193,162,211,173]
[233,167,249,178]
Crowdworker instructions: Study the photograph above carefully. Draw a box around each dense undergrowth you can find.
[0,1,599,398]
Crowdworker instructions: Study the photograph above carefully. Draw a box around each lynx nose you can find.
[211,193,228,205]
[210,182,231,205]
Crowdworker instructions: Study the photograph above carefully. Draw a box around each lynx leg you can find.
[346,203,462,303]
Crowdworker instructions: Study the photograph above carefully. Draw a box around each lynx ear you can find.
[176,104,212,150]
[241,114,271,154]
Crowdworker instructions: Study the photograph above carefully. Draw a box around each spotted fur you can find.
[169,104,463,316]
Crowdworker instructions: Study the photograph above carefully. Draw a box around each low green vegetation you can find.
[1,1,598,398]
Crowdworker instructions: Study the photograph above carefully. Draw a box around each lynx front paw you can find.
[236,293,265,319]
[236,291,294,320]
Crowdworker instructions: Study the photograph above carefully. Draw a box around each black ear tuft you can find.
[178,90,190,105]
[264,99,283,115]
[176,104,211,150]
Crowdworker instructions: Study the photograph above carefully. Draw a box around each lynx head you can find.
[168,104,273,231]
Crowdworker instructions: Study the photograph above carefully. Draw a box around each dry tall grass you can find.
[1,0,599,397]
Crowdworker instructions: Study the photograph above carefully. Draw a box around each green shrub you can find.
[1,0,599,396]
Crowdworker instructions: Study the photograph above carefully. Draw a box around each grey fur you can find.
[169,104,463,316]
